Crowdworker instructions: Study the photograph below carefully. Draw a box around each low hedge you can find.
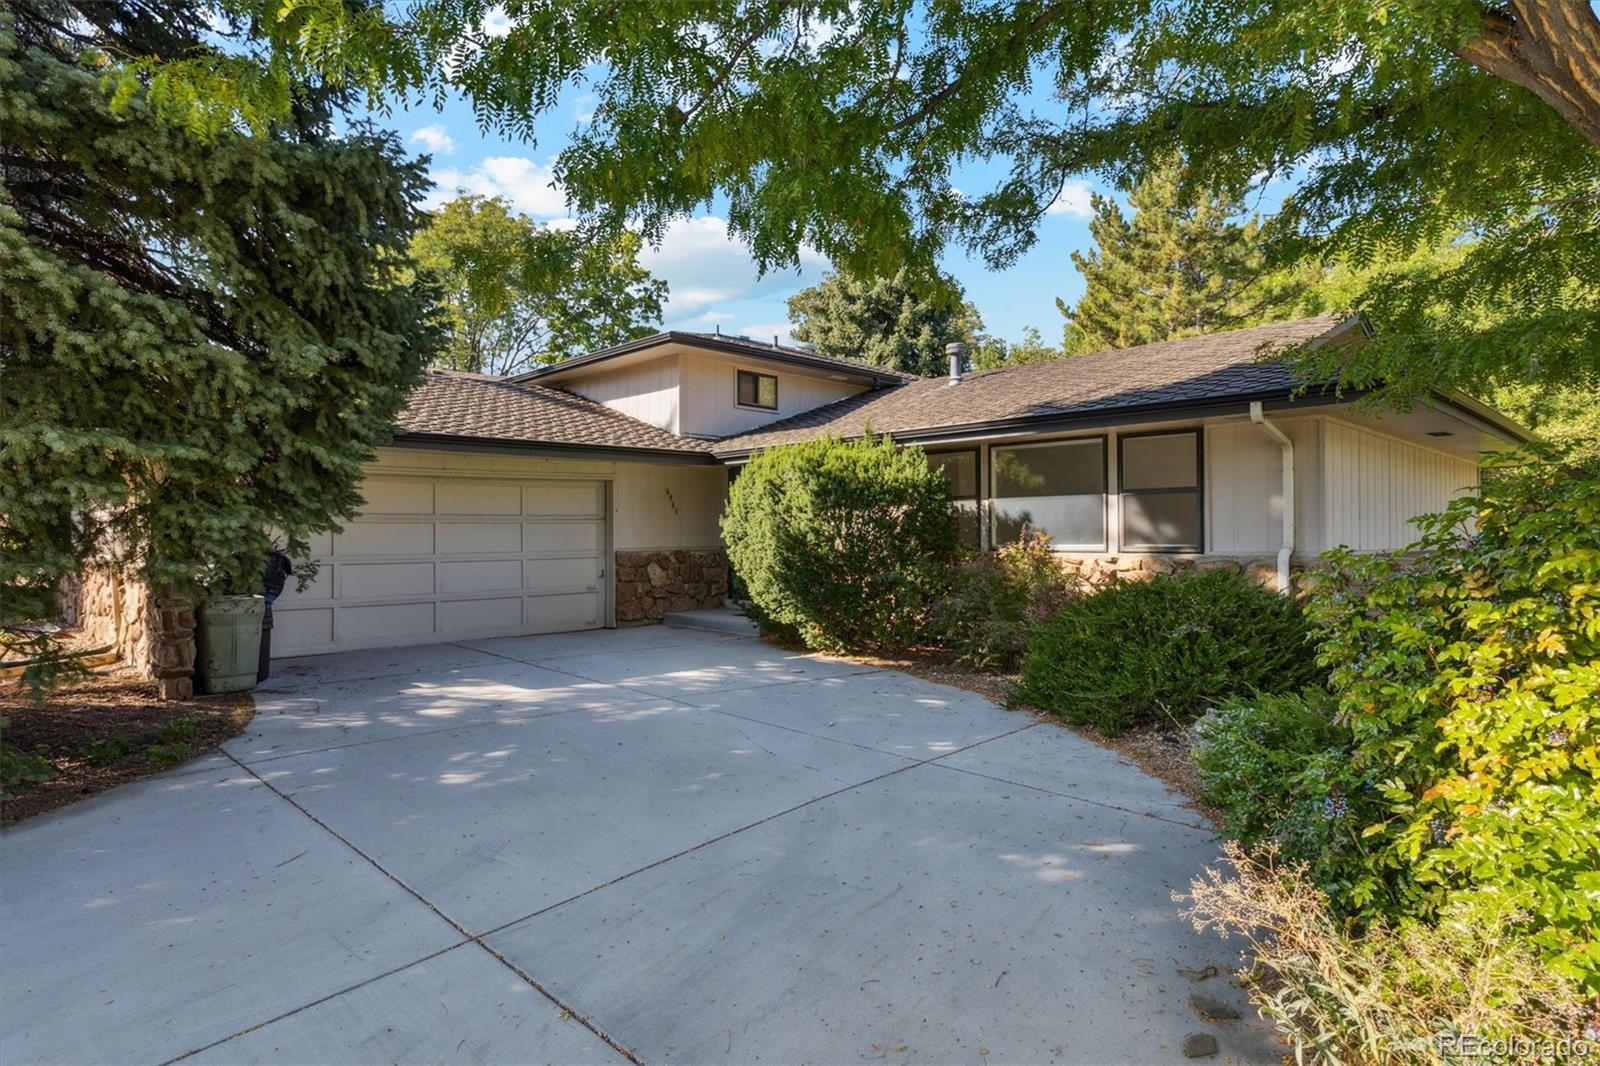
[1013,568,1327,735]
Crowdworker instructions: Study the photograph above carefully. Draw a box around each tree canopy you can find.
[0,0,438,665]
[1057,160,1310,355]
[119,1,1600,404]
[412,195,666,376]
[787,268,983,377]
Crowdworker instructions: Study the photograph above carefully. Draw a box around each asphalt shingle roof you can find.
[397,369,713,455]
[713,316,1352,454]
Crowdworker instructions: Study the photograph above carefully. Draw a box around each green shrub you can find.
[1193,691,1380,900]
[721,435,961,653]
[1184,843,1592,1065]
[1014,568,1327,735]
[1307,455,1600,987]
[932,530,1077,670]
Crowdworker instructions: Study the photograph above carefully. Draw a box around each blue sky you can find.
[390,88,1104,349]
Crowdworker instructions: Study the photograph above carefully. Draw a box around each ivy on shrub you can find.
[1307,455,1600,987]
[720,435,961,653]
[1014,568,1326,735]
[932,530,1076,671]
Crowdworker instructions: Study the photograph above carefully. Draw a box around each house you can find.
[77,315,1533,677]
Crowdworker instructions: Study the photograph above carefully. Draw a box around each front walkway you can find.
[1,627,1279,1063]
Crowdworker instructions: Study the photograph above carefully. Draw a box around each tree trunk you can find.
[1454,1,1600,149]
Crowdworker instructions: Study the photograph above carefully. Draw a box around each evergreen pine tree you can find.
[1057,163,1306,354]
[0,1,440,670]
[787,268,982,377]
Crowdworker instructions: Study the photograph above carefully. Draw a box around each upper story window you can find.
[1119,430,1203,552]
[736,369,778,410]
[991,437,1107,550]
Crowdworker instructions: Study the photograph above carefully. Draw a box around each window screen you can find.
[736,369,778,409]
[928,450,980,547]
[990,438,1106,548]
[1119,431,1202,551]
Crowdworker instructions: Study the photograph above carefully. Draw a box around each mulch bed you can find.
[764,633,1218,821]
[0,670,254,825]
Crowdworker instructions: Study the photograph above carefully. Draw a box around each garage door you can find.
[273,475,608,657]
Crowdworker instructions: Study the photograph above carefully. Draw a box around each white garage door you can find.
[273,475,608,657]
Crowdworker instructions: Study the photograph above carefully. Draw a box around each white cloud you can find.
[424,156,569,218]
[481,6,512,37]
[1047,180,1094,219]
[410,124,456,156]
[640,215,827,315]
[734,322,798,347]
[573,93,598,125]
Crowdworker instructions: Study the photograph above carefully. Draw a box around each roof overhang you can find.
[514,332,912,389]
[391,432,720,466]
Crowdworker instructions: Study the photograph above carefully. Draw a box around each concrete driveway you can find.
[2,627,1279,1064]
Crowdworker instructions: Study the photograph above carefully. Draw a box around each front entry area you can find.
[273,474,609,656]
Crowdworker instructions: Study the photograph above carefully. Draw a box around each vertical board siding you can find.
[679,353,865,438]
[1203,418,1322,556]
[1320,419,1478,551]
[567,355,682,432]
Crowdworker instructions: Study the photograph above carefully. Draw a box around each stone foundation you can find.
[1052,553,1318,595]
[68,569,196,699]
[614,549,729,624]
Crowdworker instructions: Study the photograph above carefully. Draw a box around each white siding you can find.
[1204,417,1323,556]
[566,355,681,432]
[1319,418,1478,551]
[678,353,865,437]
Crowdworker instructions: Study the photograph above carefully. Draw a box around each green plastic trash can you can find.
[197,596,265,694]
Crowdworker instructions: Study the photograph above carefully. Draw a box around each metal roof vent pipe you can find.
[946,341,967,384]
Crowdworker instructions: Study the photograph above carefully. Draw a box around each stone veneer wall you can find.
[1052,553,1319,595]
[614,549,729,624]
[69,569,197,699]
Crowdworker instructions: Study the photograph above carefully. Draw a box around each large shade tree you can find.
[119,1,1600,405]
[412,195,665,376]
[0,0,439,667]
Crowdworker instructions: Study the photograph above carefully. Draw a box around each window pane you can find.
[953,499,981,547]
[992,494,1104,548]
[1122,490,1201,550]
[928,451,977,499]
[1121,433,1198,490]
[737,372,756,405]
[992,439,1104,497]
[737,371,777,408]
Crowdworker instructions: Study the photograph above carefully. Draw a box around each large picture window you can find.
[736,369,778,410]
[990,438,1106,549]
[927,449,980,547]
[1119,430,1202,552]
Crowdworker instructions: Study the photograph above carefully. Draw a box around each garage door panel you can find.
[275,607,333,654]
[339,561,435,600]
[523,592,602,632]
[279,565,333,603]
[524,482,603,517]
[437,481,522,516]
[439,558,523,594]
[337,522,435,556]
[438,596,523,634]
[437,522,521,554]
[524,521,603,553]
[361,478,434,514]
[525,556,601,594]
[339,601,435,644]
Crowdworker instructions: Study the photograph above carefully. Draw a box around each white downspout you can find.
[1249,401,1295,594]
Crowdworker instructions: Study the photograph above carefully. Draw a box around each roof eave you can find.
[391,431,720,465]
[513,332,914,388]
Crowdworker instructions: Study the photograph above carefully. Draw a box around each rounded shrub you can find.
[1013,568,1327,735]
[720,434,961,653]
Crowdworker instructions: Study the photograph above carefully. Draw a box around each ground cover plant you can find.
[721,435,960,653]
[932,530,1076,671]
[1014,568,1327,735]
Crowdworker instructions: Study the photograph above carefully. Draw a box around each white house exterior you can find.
[84,317,1529,675]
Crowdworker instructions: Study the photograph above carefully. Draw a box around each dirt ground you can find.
[0,670,254,825]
